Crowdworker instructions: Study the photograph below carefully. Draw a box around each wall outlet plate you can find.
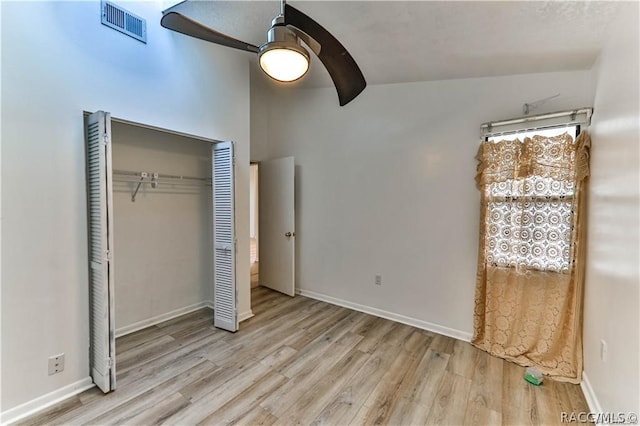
[600,339,608,361]
[375,275,382,286]
[48,353,65,375]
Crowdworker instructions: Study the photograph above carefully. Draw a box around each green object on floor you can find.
[524,367,544,385]
[525,372,543,385]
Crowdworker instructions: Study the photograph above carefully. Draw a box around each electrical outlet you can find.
[375,274,382,286]
[48,353,65,375]
[600,340,607,362]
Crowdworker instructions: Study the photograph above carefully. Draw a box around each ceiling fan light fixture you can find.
[258,16,310,83]
[160,3,366,105]
[259,43,310,82]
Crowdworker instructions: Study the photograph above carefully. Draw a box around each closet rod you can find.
[113,169,209,182]
[112,169,209,202]
[113,176,209,186]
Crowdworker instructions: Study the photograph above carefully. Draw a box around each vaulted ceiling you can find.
[168,1,629,88]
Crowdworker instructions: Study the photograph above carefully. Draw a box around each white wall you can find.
[583,4,640,413]
[249,68,272,162]
[1,0,251,414]
[111,123,213,331]
[256,70,595,336]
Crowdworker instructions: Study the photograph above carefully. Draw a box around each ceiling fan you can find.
[161,0,366,106]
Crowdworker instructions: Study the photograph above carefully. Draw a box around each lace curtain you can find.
[472,131,590,383]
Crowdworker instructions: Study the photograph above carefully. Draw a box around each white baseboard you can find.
[296,289,473,342]
[2,302,252,424]
[116,301,213,338]
[581,371,603,414]
[116,300,256,337]
[238,309,255,323]
[1,377,94,425]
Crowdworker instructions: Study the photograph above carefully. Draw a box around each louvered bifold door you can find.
[212,141,238,332]
[86,111,116,392]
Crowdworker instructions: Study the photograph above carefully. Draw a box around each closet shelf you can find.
[112,169,210,202]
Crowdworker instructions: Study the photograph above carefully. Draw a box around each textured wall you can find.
[583,3,640,414]
[1,1,250,413]
[256,70,594,336]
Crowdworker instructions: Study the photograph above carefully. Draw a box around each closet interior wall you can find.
[111,122,213,333]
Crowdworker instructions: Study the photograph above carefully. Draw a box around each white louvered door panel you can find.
[86,111,116,392]
[212,141,238,332]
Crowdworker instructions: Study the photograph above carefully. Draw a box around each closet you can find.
[84,111,237,393]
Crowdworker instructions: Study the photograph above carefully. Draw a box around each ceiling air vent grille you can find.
[101,0,147,43]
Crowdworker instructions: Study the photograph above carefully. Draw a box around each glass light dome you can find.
[259,44,310,82]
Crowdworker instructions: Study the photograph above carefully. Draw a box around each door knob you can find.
[285,232,294,237]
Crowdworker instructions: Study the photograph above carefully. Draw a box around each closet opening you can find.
[84,111,238,393]
[110,120,214,337]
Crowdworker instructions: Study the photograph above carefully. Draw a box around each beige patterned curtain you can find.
[472,131,590,384]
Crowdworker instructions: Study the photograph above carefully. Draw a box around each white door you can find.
[212,142,238,332]
[86,111,116,392]
[259,156,295,296]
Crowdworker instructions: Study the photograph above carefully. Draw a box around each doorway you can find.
[250,163,260,288]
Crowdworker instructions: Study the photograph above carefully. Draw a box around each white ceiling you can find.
[169,1,629,88]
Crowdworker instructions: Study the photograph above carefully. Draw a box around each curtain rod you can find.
[481,107,593,138]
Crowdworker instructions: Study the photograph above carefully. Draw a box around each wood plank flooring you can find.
[16,287,589,425]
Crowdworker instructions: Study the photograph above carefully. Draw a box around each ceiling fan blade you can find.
[161,12,259,53]
[285,4,366,106]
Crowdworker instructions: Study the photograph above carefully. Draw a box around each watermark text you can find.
[561,412,639,424]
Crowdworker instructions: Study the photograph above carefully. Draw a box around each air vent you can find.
[101,0,147,43]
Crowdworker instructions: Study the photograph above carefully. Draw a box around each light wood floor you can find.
[17,287,589,425]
